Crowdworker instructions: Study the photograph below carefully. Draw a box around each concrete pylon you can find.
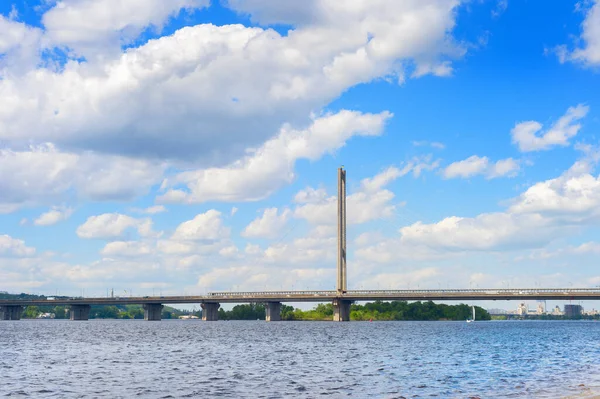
[143,303,163,321]
[201,302,220,321]
[265,302,282,321]
[0,305,22,320]
[337,167,347,294]
[333,299,351,322]
[70,304,91,321]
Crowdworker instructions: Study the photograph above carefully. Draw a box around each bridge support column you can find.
[333,299,351,322]
[0,305,23,320]
[70,304,91,321]
[201,302,220,321]
[143,303,163,321]
[265,302,282,321]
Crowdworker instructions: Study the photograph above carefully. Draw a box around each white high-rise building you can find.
[517,303,528,315]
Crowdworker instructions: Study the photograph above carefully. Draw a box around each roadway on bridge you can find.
[2,288,600,306]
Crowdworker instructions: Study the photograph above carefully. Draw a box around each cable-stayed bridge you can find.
[2,168,598,321]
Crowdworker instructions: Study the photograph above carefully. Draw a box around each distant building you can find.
[564,304,583,318]
[516,303,528,315]
[536,303,545,315]
[551,305,563,316]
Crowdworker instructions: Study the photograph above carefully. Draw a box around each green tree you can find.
[23,306,40,319]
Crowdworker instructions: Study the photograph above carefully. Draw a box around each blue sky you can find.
[1,0,600,310]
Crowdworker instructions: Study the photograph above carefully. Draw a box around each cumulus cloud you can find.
[76,213,153,239]
[0,14,42,72]
[399,213,553,252]
[242,208,292,239]
[508,169,600,219]
[0,235,36,257]
[443,155,519,179]
[34,206,74,226]
[171,210,230,241]
[0,143,165,212]
[359,154,600,261]
[158,110,392,204]
[0,0,472,213]
[42,0,209,59]
[0,0,464,164]
[555,1,600,67]
[294,166,411,225]
[100,241,153,257]
[511,104,589,152]
[140,205,167,215]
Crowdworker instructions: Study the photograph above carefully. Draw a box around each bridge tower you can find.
[337,166,347,294]
[334,167,351,321]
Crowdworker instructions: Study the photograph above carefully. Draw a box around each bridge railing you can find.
[207,288,600,297]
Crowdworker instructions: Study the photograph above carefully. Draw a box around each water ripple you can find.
[1,320,600,398]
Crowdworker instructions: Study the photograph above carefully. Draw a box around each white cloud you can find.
[443,155,519,179]
[171,210,230,241]
[219,245,239,258]
[399,213,552,252]
[511,104,589,152]
[100,241,153,257]
[262,226,337,266]
[245,243,261,255]
[361,154,600,260]
[0,235,36,257]
[42,0,209,59]
[242,208,291,239]
[0,143,165,212]
[294,166,410,225]
[294,187,328,204]
[361,166,403,192]
[0,0,470,214]
[230,207,238,216]
[34,206,74,226]
[0,14,42,73]
[555,1,600,67]
[8,5,18,20]
[143,205,167,214]
[76,213,153,239]
[1,1,464,164]
[488,158,520,179]
[158,110,392,204]
[508,171,600,219]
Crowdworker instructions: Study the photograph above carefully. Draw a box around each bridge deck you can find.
[2,288,600,306]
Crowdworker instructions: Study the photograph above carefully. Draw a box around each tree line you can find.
[217,301,491,321]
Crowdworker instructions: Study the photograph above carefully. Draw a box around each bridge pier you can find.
[201,302,220,321]
[143,303,163,321]
[333,299,351,322]
[0,305,23,320]
[265,302,282,321]
[70,304,91,321]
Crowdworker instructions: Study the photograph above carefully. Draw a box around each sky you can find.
[1,0,600,310]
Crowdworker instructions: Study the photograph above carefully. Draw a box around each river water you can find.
[1,320,599,398]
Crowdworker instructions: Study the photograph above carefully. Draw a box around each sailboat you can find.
[466,306,475,323]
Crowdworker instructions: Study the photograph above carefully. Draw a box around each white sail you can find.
[472,305,476,321]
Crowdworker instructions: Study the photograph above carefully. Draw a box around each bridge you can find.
[2,168,598,321]
[2,288,600,321]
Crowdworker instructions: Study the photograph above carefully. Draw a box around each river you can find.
[1,320,599,398]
